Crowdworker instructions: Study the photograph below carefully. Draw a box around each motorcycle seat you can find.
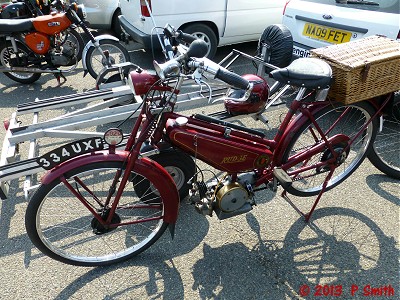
[0,19,34,33]
[269,57,333,90]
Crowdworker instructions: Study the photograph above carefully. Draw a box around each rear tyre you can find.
[85,39,130,79]
[25,161,168,266]
[281,101,377,197]
[0,40,41,84]
[257,24,293,73]
[181,23,218,59]
[368,93,400,178]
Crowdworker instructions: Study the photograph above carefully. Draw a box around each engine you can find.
[50,40,77,66]
[192,172,256,220]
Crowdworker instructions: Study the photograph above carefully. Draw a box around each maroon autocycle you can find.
[25,40,384,266]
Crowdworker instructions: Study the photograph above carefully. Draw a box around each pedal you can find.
[273,167,292,190]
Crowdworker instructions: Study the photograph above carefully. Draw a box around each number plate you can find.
[302,23,352,44]
[37,137,104,170]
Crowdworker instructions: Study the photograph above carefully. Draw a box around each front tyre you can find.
[85,39,130,79]
[25,161,168,266]
[282,101,377,197]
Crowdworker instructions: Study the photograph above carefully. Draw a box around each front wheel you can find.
[368,93,400,179]
[25,161,169,266]
[85,39,130,79]
[281,101,378,197]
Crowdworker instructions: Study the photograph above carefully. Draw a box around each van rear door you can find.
[223,0,286,42]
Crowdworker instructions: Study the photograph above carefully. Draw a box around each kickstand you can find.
[55,73,67,86]
[281,167,336,222]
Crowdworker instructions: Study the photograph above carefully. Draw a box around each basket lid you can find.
[310,35,400,70]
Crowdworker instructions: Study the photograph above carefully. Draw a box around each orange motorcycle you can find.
[0,2,130,84]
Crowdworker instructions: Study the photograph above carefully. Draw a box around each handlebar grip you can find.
[177,31,197,44]
[215,68,250,90]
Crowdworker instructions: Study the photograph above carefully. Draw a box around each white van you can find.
[282,0,400,59]
[119,0,286,58]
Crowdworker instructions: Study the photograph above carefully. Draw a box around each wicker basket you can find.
[310,35,400,104]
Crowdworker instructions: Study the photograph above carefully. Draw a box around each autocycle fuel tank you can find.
[165,116,272,173]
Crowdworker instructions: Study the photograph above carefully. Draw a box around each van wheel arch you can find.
[180,22,218,59]
[111,8,123,38]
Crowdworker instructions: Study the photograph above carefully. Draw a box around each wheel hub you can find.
[318,142,350,173]
[91,208,121,235]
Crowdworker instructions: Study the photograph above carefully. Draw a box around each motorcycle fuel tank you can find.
[32,13,72,35]
[165,116,272,173]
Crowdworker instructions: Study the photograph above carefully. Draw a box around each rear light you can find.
[283,0,290,15]
[140,0,152,17]
[1,3,9,10]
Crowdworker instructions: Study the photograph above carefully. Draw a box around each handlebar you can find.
[154,37,251,94]
[215,68,250,90]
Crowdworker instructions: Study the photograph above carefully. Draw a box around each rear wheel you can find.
[281,101,377,197]
[368,93,400,178]
[25,161,169,266]
[0,40,41,84]
[85,39,130,79]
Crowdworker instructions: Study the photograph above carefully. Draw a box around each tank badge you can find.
[221,155,247,164]
[255,155,270,167]
[48,22,61,27]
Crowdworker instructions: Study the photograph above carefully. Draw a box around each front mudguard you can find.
[40,150,180,224]
[82,34,120,71]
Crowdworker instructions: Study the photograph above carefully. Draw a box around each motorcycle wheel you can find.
[66,27,84,62]
[85,39,130,80]
[0,40,41,84]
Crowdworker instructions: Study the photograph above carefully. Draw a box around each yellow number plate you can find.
[302,23,352,44]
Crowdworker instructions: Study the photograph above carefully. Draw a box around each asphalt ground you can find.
[0,37,399,300]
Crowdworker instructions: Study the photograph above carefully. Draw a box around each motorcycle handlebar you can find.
[186,58,250,90]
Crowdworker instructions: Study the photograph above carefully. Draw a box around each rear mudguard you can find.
[274,102,330,165]
[40,150,180,224]
[81,34,120,71]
